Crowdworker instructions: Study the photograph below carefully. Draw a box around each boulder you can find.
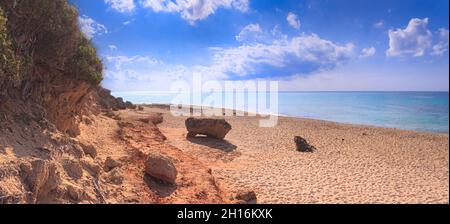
[185,118,232,139]
[294,136,315,152]
[144,153,177,184]
[19,160,61,202]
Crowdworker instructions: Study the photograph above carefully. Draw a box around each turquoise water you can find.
[112,91,449,133]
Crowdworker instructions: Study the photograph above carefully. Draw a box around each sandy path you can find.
[152,106,449,204]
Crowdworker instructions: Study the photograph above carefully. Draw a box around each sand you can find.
[144,105,449,204]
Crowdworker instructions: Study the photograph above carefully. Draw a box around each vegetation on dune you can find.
[70,38,104,85]
[0,7,21,83]
[0,0,103,86]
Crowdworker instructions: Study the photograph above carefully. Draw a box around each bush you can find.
[70,38,104,85]
[0,0,103,86]
[0,7,21,83]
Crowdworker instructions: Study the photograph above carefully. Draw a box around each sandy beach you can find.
[138,105,449,204]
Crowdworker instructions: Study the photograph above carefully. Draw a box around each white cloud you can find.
[211,33,355,77]
[139,0,249,23]
[373,20,384,28]
[78,15,108,39]
[287,12,301,29]
[360,47,376,58]
[103,24,357,91]
[104,0,136,12]
[109,45,118,50]
[386,18,432,57]
[123,20,133,25]
[431,28,449,56]
[279,64,449,91]
[103,54,225,91]
[235,24,264,42]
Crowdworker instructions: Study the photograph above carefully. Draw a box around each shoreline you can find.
[139,103,450,136]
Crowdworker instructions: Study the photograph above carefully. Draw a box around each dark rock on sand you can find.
[104,157,121,172]
[185,118,232,140]
[80,143,97,158]
[235,190,257,204]
[294,136,315,152]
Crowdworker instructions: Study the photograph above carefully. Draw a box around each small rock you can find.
[138,114,163,125]
[104,110,116,118]
[144,153,177,184]
[235,191,257,204]
[294,136,315,152]
[66,184,85,201]
[80,143,97,158]
[81,159,102,177]
[106,168,123,185]
[104,157,121,172]
[69,144,85,159]
[126,101,137,109]
[63,160,83,180]
[83,117,93,125]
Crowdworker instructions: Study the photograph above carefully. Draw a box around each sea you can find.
[112,91,449,133]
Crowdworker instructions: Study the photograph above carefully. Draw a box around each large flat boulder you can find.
[185,118,232,140]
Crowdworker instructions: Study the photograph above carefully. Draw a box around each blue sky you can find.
[70,0,449,91]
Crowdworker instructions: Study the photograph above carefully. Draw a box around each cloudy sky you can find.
[71,0,449,91]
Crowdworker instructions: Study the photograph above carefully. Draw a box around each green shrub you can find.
[0,7,21,82]
[0,0,104,86]
[70,38,104,85]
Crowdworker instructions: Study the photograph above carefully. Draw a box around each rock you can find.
[125,101,137,109]
[144,153,177,184]
[66,184,85,201]
[105,168,123,185]
[69,144,85,159]
[185,118,232,139]
[80,159,102,177]
[138,113,163,125]
[80,143,97,158]
[115,97,127,110]
[235,191,257,204]
[19,160,61,202]
[294,136,315,152]
[104,157,121,172]
[63,160,83,180]
[83,117,93,125]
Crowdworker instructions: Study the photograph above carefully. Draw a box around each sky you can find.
[70,0,449,92]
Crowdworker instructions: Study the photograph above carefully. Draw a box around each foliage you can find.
[0,0,103,86]
[70,38,104,85]
[0,7,21,82]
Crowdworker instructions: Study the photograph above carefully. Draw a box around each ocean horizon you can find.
[112,91,449,133]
